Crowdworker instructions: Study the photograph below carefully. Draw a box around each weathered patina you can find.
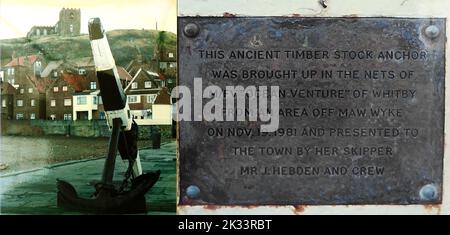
[178,17,445,205]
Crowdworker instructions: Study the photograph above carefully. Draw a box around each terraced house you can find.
[46,70,98,120]
[2,55,50,120]
[0,52,175,122]
[70,66,130,121]
[158,50,177,91]
[0,81,16,120]
[124,57,164,120]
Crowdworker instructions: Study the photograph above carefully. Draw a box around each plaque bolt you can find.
[184,23,200,38]
[425,25,440,39]
[419,184,438,201]
[186,185,201,199]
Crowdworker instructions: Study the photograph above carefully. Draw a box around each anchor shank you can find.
[102,118,122,185]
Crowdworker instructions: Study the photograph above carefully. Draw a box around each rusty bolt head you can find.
[186,185,200,199]
[419,184,438,201]
[425,25,440,39]
[184,23,200,38]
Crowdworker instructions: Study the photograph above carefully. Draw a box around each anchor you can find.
[57,18,160,214]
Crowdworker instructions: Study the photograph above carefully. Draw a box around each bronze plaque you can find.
[178,17,445,205]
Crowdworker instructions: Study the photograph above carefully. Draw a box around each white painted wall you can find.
[153,104,173,124]
[134,104,173,125]
[178,0,450,215]
[72,94,98,120]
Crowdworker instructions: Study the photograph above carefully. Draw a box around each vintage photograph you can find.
[0,0,177,214]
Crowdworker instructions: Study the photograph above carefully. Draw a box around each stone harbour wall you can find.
[0,120,171,139]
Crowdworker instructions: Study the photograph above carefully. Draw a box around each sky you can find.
[0,0,177,39]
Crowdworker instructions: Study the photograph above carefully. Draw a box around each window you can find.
[131,82,138,89]
[169,62,176,68]
[53,71,58,77]
[50,114,56,120]
[78,69,86,75]
[62,86,68,91]
[7,68,15,76]
[159,62,167,69]
[31,99,36,107]
[77,96,87,105]
[20,89,24,94]
[16,113,24,120]
[16,100,23,107]
[144,81,152,88]
[168,52,174,58]
[128,95,137,103]
[51,100,56,107]
[64,98,72,106]
[28,88,33,93]
[64,114,72,120]
[70,24,74,33]
[93,96,97,105]
[2,99,6,107]
[30,113,36,120]
[90,82,96,90]
[147,95,156,104]
[127,95,140,103]
[99,112,106,120]
[53,86,59,92]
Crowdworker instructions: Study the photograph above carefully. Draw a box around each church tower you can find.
[56,8,81,37]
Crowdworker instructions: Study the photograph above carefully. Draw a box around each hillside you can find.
[0,29,176,67]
